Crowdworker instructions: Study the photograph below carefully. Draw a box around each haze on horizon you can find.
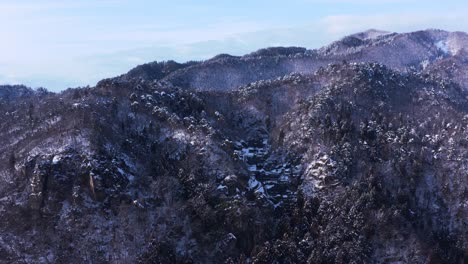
[1,0,468,91]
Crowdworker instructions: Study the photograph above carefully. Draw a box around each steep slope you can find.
[257,62,467,263]
[0,58,466,263]
[0,80,295,262]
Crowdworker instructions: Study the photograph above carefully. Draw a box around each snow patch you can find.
[420,59,429,70]
[436,40,450,54]
[248,176,261,190]
[52,155,62,165]
[217,185,228,191]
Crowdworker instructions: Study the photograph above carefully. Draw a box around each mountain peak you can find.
[347,29,393,40]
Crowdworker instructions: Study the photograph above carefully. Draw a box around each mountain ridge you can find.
[0,29,466,263]
[103,29,467,93]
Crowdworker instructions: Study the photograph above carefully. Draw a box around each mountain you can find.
[0,29,467,263]
[111,29,468,93]
[0,85,36,100]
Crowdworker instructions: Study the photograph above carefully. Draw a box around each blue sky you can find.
[1,0,468,91]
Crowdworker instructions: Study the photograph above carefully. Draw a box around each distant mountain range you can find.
[106,29,468,92]
[0,29,466,263]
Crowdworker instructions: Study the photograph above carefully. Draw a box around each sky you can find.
[1,0,468,91]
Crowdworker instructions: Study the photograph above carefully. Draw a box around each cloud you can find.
[87,20,272,46]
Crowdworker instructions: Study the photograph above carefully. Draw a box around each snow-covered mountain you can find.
[111,29,468,93]
[0,29,467,263]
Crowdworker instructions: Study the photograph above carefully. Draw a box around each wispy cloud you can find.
[87,21,272,45]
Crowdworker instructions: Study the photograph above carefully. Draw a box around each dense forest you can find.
[0,29,466,263]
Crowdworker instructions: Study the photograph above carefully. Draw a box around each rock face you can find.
[0,29,467,263]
